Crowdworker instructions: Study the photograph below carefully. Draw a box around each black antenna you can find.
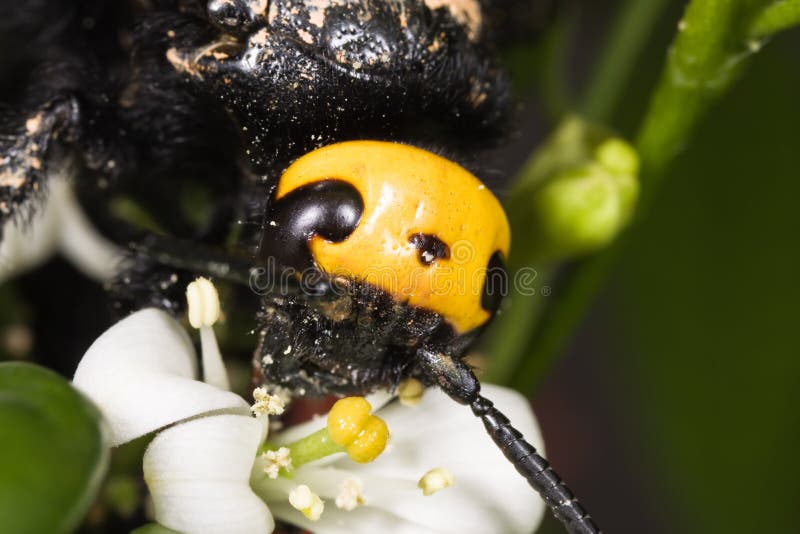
[418,348,600,534]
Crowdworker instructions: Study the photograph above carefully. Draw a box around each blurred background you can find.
[494,1,800,532]
[1,1,798,533]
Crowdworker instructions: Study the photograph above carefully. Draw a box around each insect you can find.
[0,0,596,532]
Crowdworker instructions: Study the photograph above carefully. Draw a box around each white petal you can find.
[0,181,62,282]
[289,384,546,534]
[73,308,249,446]
[56,178,122,281]
[0,177,122,283]
[144,414,274,534]
[270,501,440,534]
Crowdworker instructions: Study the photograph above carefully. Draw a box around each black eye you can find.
[409,233,450,266]
[259,180,364,270]
[481,252,508,313]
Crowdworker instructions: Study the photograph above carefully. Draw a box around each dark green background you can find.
[531,6,800,533]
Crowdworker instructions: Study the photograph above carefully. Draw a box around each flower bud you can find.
[533,159,638,259]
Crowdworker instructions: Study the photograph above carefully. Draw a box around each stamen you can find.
[398,378,424,406]
[186,277,220,328]
[257,396,390,477]
[289,485,324,521]
[335,478,366,511]
[186,278,229,390]
[251,387,285,416]
[261,447,292,479]
[418,467,455,496]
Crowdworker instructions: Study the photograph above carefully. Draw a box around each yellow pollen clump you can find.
[327,397,389,463]
[327,397,372,446]
[345,415,389,463]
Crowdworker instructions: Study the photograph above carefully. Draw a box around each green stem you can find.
[505,0,765,394]
[285,428,344,470]
[537,9,576,122]
[581,0,672,123]
[636,0,751,181]
[484,0,669,384]
[508,248,619,392]
[482,272,549,385]
[749,0,800,38]
[260,428,344,477]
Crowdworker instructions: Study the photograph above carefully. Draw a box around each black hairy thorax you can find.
[254,274,479,397]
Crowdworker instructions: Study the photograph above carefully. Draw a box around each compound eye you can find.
[481,252,508,313]
[409,233,450,266]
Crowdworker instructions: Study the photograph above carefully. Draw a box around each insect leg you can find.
[417,348,601,534]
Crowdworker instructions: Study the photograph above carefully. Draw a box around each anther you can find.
[186,277,220,328]
[418,467,455,496]
[398,378,425,406]
[289,485,324,521]
[327,397,389,463]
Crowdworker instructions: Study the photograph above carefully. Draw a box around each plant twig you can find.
[498,0,773,394]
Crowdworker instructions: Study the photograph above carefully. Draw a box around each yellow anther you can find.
[186,277,220,328]
[327,397,373,446]
[288,485,324,521]
[398,378,425,406]
[418,467,455,496]
[345,415,389,464]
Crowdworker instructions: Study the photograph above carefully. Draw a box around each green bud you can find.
[595,138,639,177]
[533,163,638,260]
[507,116,640,265]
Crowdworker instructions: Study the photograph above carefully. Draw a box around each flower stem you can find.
[485,2,668,384]
[581,0,672,123]
[286,428,344,470]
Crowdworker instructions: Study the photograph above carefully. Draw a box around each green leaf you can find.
[131,523,181,534]
[0,362,109,533]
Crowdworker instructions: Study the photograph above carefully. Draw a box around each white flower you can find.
[73,308,546,534]
[0,176,122,283]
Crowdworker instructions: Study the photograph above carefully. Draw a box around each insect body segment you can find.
[271,140,510,333]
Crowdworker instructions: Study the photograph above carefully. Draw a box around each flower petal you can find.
[144,414,274,534]
[270,501,440,534]
[288,384,546,534]
[55,178,122,281]
[0,178,121,283]
[73,308,249,446]
[0,181,62,282]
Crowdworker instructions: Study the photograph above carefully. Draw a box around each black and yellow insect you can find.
[250,140,598,534]
[0,0,594,532]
